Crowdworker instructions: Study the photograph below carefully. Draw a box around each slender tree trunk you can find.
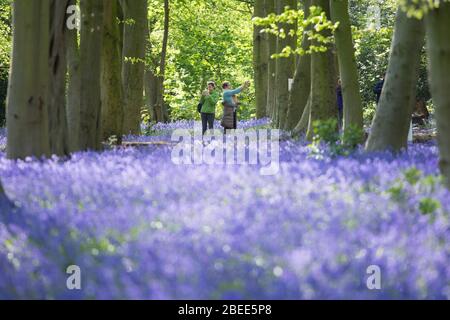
[306,0,336,140]
[79,0,104,151]
[330,0,363,135]
[121,0,147,134]
[365,7,424,152]
[266,0,277,120]
[66,0,81,153]
[144,70,158,121]
[253,0,269,119]
[293,93,311,136]
[7,0,50,160]
[285,0,311,131]
[48,0,70,156]
[425,2,450,188]
[154,0,169,123]
[275,0,297,128]
[101,0,124,143]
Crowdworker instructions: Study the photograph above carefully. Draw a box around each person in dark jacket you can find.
[374,76,385,104]
[336,79,343,128]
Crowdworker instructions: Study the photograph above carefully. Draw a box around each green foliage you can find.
[147,0,254,121]
[419,198,441,215]
[404,167,422,186]
[253,5,338,58]
[308,119,364,158]
[0,0,11,126]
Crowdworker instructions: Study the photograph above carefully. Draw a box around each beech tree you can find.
[330,0,363,134]
[285,0,311,131]
[6,0,50,160]
[66,0,81,153]
[253,0,269,119]
[79,0,104,151]
[101,0,124,143]
[306,0,337,140]
[121,0,147,134]
[266,0,277,118]
[425,1,450,187]
[366,6,424,152]
[48,0,70,156]
[274,0,297,128]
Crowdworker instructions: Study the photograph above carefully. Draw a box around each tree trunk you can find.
[6,0,50,160]
[253,0,269,119]
[275,0,297,128]
[144,70,158,121]
[101,0,124,144]
[66,0,81,153]
[79,0,104,151]
[266,0,277,119]
[121,0,147,134]
[425,2,450,188]
[306,0,337,140]
[48,0,70,156]
[154,0,169,123]
[285,0,311,131]
[365,7,424,152]
[292,93,311,136]
[330,0,363,135]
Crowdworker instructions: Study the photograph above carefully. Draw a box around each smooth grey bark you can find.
[153,0,169,123]
[253,0,269,119]
[275,0,297,128]
[48,0,70,156]
[66,0,81,153]
[121,0,147,134]
[365,7,424,152]
[101,0,124,144]
[285,0,311,131]
[266,0,277,119]
[425,2,450,188]
[79,0,104,151]
[292,93,311,136]
[6,0,50,160]
[306,0,337,140]
[330,0,363,135]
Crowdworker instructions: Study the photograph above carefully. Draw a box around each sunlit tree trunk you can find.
[425,2,450,188]
[121,0,147,133]
[79,0,104,151]
[48,0,70,156]
[253,0,269,119]
[306,0,336,140]
[275,0,297,128]
[330,0,363,135]
[6,0,50,160]
[101,0,124,144]
[154,0,169,123]
[365,7,424,152]
[285,0,311,131]
[266,0,277,119]
[66,0,81,153]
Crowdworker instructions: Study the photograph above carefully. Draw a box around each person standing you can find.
[374,76,385,105]
[221,80,250,132]
[199,81,220,135]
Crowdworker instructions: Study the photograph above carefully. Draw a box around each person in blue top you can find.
[221,80,250,130]
[336,79,344,128]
